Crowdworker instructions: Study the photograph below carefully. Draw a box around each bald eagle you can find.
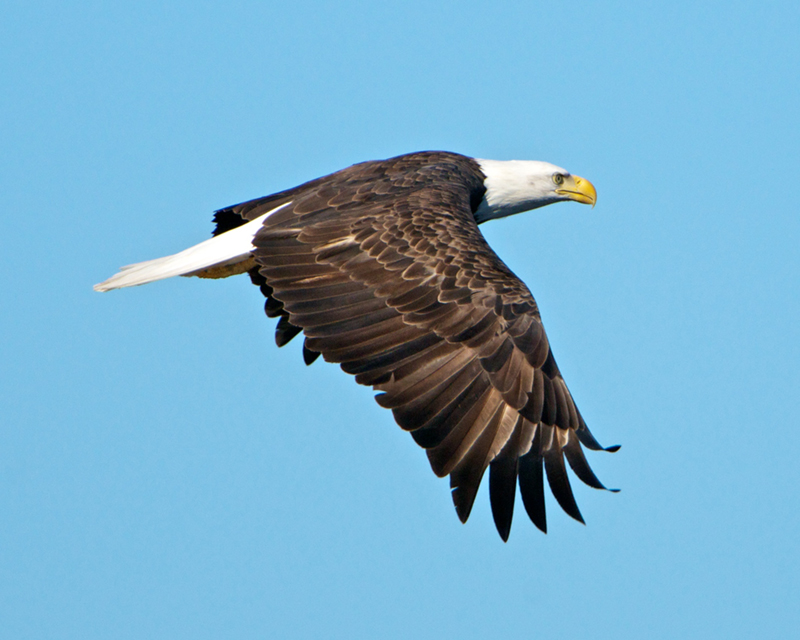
[95,151,618,541]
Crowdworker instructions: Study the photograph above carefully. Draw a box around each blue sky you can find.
[2,1,799,638]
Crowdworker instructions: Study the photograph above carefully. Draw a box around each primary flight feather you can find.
[95,151,618,541]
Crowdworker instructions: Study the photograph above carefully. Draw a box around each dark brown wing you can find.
[232,152,617,540]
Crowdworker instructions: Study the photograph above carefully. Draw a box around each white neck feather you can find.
[474,159,567,223]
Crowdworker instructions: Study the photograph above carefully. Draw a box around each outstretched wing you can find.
[220,152,617,540]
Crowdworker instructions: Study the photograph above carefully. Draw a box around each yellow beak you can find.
[555,174,597,207]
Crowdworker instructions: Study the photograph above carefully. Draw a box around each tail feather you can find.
[94,203,290,292]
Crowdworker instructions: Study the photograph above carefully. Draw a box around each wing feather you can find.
[543,428,585,524]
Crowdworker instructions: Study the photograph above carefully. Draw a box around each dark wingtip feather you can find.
[451,484,478,524]
[563,437,607,491]
[577,428,621,454]
[264,296,284,318]
[563,437,622,494]
[489,455,518,542]
[575,412,621,453]
[575,425,604,451]
[518,453,547,533]
[303,343,320,365]
[275,316,302,347]
[544,450,585,524]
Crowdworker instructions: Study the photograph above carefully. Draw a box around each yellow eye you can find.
[553,173,565,185]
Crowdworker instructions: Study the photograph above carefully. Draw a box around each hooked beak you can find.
[555,174,597,207]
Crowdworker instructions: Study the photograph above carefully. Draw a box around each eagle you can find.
[95,151,618,541]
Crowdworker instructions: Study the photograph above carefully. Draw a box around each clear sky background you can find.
[2,1,799,638]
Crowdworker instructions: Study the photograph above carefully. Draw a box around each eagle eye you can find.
[552,173,565,185]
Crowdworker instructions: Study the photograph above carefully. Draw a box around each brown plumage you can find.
[209,151,618,541]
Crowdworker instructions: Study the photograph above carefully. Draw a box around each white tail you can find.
[94,203,290,292]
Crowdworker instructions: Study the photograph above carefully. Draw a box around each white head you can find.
[473,159,597,223]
